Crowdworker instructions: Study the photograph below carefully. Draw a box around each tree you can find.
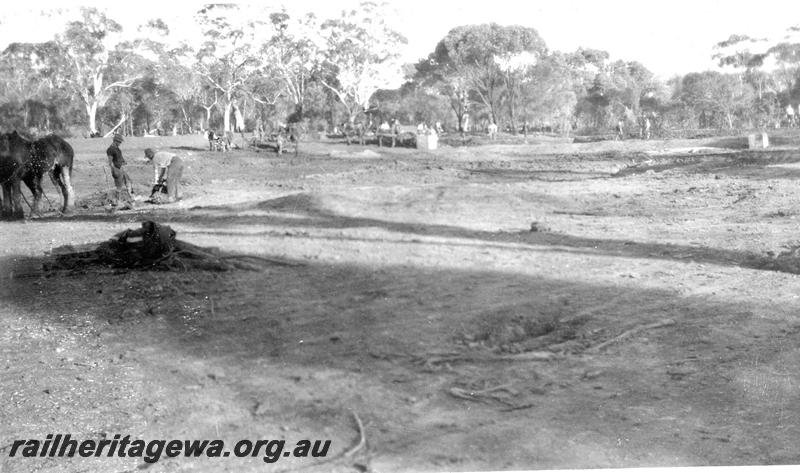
[0,42,64,130]
[613,61,656,117]
[373,82,452,128]
[163,64,206,134]
[415,54,472,133]
[261,11,323,120]
[495,29,547,132]
[424,24,546,128]
[135,19,203,134]
[319,2,407,126]
[679,71,755,129]
[712,29,800,124]
[518,52,577,135]
[713,34,772,101]
[53,7,145,135]
[194,4,263,133]
[713,34,767,71]
[197,85,219,131]
[765,27,800,103]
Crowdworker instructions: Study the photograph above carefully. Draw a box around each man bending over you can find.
[144,148,184,202]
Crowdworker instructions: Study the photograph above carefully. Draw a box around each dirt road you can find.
[2,132,800,472]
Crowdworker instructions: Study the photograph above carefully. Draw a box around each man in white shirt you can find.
[487,122,498,140]
[787,104,797,127]
[144,148,184,202]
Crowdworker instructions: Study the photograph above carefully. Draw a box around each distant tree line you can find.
[405,24,800,136]
[0,3,404,138]
[0,4,798,138]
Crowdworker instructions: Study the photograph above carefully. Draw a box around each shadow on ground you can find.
[29,192,800,277]
[1,245,800,469]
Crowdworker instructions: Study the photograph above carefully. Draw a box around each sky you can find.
[1,0,800,80]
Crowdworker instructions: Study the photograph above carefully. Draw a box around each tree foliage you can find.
[54,7,147,134]
[422,24,547,130]
[2,7,799,138]
[319,2,407,125]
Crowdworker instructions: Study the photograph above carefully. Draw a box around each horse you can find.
[344,121,365,145]
[0,131,74,219]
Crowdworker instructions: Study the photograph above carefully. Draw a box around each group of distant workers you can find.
[615,116,652,141]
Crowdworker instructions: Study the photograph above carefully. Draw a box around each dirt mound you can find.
[439,135,479,147]
[459,301,589,354]
[596,150,651,162]
[77,189,117,208]
[77,184,152,209]
[255,192,322,214]
[748,243,800,274]
[573,135,614,143]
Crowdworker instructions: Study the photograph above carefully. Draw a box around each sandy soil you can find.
[3,131,800,472]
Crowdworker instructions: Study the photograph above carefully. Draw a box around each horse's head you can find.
[0,131,31,159]
[0,132,11,157]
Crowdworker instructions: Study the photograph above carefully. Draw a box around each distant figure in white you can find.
[255,117,264,142]
[787,104,797,127]
[487,122,498,140]
[642,117,651,140]
[615,119,624,141]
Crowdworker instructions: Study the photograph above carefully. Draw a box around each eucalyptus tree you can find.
[419,23,546,130]
[134,19,204,133]
[0,41,64,129]
[679,71,755,129]
[518,52,578,134]
[319,1,407,126]
[260,11,323,119]
[53,7,146,135]
[194,4,264,133]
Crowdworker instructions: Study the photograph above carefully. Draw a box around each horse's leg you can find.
[50,165,74,214]
[22,173,41,215]
[1,183,10,218]
[10,179,24,219]
[35,176,45,213]
[60,165,75,213]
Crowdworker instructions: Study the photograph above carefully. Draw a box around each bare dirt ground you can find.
[3,131,800,472]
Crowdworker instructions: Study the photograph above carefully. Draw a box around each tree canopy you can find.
[0,8,798,137]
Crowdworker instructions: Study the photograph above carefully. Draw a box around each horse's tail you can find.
[54,136,74,177]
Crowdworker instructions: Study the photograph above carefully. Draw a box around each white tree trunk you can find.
[87,102,99,134]
[233,103,245,132]
[204,108,213,130]
[223,101,233,132]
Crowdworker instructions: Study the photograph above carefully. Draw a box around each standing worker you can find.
[106,133,134,209]
[487,121,498,140]
[143,148,184,202]
[787,104,797,128]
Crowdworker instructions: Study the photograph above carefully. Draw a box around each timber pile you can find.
[44,220,302,273]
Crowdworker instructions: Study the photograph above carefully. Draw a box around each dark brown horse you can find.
[0,131,75,219]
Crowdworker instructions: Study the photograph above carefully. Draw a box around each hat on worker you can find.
[144,148,155,159]
[112,134,124,144]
